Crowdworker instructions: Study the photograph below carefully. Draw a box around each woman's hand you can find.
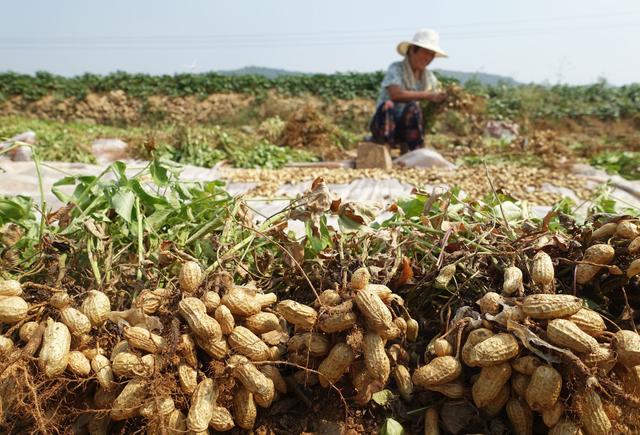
[387,85,447,103]
[425,91,447,103]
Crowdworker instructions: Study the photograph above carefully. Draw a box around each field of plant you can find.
[2,71,640,180]
[1,71,640,434]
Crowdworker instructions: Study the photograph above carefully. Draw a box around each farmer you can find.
[369,28,448,153]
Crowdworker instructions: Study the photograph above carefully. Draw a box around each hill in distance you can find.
[218,65,518,85]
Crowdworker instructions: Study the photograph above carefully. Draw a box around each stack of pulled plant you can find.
[411,218,640,435]
[0,258,421,433]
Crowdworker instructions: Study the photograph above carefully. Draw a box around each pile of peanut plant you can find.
[1,159,640,434]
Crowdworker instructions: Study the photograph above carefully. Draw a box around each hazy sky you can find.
[1,0,639,85]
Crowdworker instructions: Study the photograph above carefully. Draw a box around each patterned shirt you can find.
[376,61,440,116]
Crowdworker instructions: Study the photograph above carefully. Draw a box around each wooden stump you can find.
[356,143,392,170]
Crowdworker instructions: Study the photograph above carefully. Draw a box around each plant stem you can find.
[32,149,47,241]
[136,197,144,280]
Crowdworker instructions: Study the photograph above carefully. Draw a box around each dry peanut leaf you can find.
[283,241,305,267]
[440,401,483,435]
[338,202,379,226]
[506,320,571,364]
[371,389,394,406]
[395,257,413,287]
[83,219,108,240]
[379,418,405,435]
[440,220,465,233]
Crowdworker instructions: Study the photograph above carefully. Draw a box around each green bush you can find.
[590,151,640,180]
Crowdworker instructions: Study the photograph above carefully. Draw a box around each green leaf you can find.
[52,176,78,186]
[175,183,193,200]
[150,159,169,186]
[0,198,28,221]
[111,161,128,182]
[397,196,426,218]
[319,215,332,248]
[305,220,324,255]
[338,215,363,233]
[372,389,394,406]
[77,175,97,185]
[146,207,172,229]
[51,187,72,204]
[204,180,226,193]
[599,198,617,214]
[379,418,405,435]
[111,189,136,223]
[129,179,168,207]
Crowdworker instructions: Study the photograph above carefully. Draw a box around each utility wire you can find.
[0,10,638,45]
[0,21,636,51]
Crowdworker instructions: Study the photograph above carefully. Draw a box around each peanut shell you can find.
[462,328,494,366]
[542,400,565,428]
[318,310,357,333]
[0,279,22,297]
[547,319,599,353]
[228,355,274,397]
[318,342,354,388]
[549,420,583,435]
[0,296,28,324]
[287,332,330,357]
[576,244,615,284]
[476,292,504,315]
[92,354,116,391]
[67,351,91,377]
[38,319,71,378]
[576,388,611,435]
[506,397,533,435]
[424,407,440,435]
[468,333,519,366]
[362,332,390,383]
[615,330,640,367]
[393,365,413,401]
[521,294,583,319]
[350,267,370,290]
[111,379,148,420]
[277,300,317,331]
[214,304,235,335]
[525,365,562,411]
[179,261,203,293]
[566,308,605,336]
[472,362,512,408]
[412,356,462,388]
[19,321,38,342]
[591,222,617,240]
[531,251,554,288]
[59,307,92,336]
[482,384,510,417]
[123,326,167,353]
[503,266,524,295]
[178,297,222,341]
[222,287,262,317]
[186,378,217,433]
[233,387,256,431]
[354,287,393,333]
[512,355,543,376]
[228,326,270,361]
[80,290,111,326]
[209,406,235,432]
[426,380,466,399]
[245,312,281,334]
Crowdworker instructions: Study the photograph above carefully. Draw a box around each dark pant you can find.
[369,101,424,152]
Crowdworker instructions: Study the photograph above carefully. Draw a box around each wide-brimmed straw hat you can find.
[397,28,448,58]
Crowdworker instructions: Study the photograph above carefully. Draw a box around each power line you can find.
[0,10,638,44]
[0,21,636,51]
